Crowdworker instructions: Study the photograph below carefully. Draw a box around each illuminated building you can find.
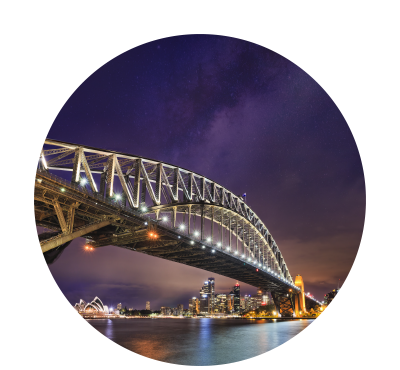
[215,294,227,314]
[233,281,241,312]
[199,277,215,314]
[146,301,150,310]
[117,303,122,310]
[74,296,110,316]
[177,304,184,315]
[240,296,246,311]
[189,297,199,315]
[227,292,234,313]
[256,289,263,308]
[161,306,172,316]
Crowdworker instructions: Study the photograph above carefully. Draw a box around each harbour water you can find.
[87,318,313,365]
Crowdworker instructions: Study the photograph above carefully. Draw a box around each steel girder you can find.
[38,139,294,284]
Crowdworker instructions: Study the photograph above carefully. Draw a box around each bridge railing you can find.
[36,169,300,292]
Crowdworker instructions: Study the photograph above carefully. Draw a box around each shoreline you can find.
[84,316,315,321]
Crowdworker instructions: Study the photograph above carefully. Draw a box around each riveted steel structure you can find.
[35,139,322,316]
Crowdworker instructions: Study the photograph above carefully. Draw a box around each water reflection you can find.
[87,318,312,366]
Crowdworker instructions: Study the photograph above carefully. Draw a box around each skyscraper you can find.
[146,301,150,310]
[199,277,215,314]
[189,297,199,315]
[233,281,241,313]
[117,303,122,310]
[177,304,184,315]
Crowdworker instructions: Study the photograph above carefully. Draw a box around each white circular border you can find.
[31,31,369,369]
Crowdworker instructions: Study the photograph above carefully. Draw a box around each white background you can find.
[0,1,400,369]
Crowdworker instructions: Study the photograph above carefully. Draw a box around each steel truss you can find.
[38,139,293,284]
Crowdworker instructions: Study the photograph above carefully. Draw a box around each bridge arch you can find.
[39,139,293,283]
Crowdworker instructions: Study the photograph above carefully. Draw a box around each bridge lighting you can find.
[202,245,205,249]
[115,194,122,200]
[80,178,87,186]
[179,224,185,230]
[226,247,230,251]
[194,231,199,237]
[212,249,215,253]
[141,206,148,212]
[242,254,245,258]
[256,268,259,272]
[162,216,168,222]
[234,251,238,255]
[207,237,211,242]
[61,188,65,192]
[144,222,148,225]
[190,241,194,244]
[217,242,221,247]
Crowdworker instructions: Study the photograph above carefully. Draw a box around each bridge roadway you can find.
[35,140,322,315]
[36,170,296,292]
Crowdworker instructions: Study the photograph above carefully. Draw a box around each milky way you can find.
[44,35,365,309]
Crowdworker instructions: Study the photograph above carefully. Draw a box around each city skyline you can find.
[44,35,365,308]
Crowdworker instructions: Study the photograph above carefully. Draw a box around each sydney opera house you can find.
[74,297,110,316]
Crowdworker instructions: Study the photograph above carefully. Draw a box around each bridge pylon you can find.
[294,274,306,316]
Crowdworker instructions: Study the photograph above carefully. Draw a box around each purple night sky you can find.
[42,35,365,310]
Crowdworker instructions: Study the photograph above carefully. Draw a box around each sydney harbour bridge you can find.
[35,139,322,317]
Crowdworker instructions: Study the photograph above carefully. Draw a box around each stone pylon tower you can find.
[294,274,306,316]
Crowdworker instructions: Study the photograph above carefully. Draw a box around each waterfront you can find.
[87,318,313,365]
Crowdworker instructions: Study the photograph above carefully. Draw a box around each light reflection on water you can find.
[87,318,313,366]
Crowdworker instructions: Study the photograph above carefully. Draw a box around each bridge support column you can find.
[236,216,238,253]
[200,205,205,240]
[173,206,177,228]
[40,219,112,253]
[220,209,223,247]
[188,205,192,236]
[211,206,214,244]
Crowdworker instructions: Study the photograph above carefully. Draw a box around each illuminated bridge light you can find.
[179,224,185,230]
[226,247,230,251]
[194,231,199,237]
[217,242,221,247]
[80,178,87,186]
[212,249,215,253]
[141,206,147,212]
[61,188,65,192]
[207,238,211,242]
[115,194,122,200]
[190,241,194,245]
[162,216,168,222]
[144,222,148,225]
[202,245,205,249]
